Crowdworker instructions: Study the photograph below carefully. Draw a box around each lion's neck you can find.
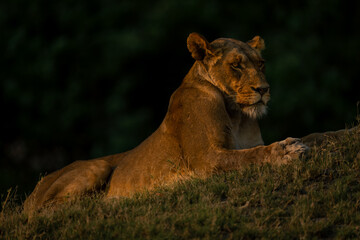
[184,62,243,117]
[185,61,217,87]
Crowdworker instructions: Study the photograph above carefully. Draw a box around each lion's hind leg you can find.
[23,159,113,214]
[301,126,359,148]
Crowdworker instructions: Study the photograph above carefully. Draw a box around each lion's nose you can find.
[252,87,269,96]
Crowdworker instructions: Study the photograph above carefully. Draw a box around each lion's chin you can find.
[242,103,268,119]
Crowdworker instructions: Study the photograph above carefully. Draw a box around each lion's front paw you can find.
[280,137,309,160]
[268,137,309,165]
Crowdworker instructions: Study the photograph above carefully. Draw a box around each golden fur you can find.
[24,33,311,213]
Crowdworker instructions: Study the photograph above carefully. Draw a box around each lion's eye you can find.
[231,62,242,70]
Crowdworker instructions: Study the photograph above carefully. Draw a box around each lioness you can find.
[24,33,311,213]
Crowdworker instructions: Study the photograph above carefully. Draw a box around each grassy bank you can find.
[1,125,360,239]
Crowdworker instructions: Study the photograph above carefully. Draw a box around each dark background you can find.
[1,0,359,199]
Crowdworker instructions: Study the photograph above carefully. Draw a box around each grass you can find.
[1,124,360,239]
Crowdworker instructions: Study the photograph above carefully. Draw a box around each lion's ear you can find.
[247,36,265,54]
[187,33,213,60]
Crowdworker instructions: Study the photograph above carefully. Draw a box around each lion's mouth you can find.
[248,100,265,106]
[234,92,270,110]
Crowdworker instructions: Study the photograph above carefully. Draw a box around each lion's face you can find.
[187,34,270,119]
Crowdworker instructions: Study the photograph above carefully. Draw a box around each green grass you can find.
[1,125,360,239]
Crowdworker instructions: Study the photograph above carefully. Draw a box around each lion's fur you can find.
[24,33,312,214]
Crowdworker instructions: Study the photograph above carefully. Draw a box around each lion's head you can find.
[187,33,270,119]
